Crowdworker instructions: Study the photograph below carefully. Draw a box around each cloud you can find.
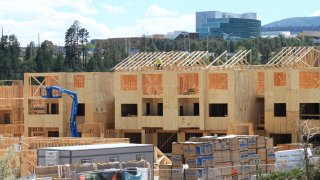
[0,0,96,18]
[310,9,320,16]
[145,5,178,17]
[113,14,195,37]
[103,4,126,14]
[257,15,262,20]
[0,1,195,46]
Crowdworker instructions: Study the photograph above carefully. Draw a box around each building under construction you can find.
[0,46,319,154]
[23,72,114,137]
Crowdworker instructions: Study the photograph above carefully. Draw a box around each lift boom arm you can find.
[43,86,79,137]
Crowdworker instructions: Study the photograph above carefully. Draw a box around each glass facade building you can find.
[196,11,261,39]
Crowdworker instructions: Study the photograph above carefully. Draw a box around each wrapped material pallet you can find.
[159,164,172,179]
[260,160,267,173]
[230,137,248,151]
[199,136,217,142]
[183,142,204,157]
[185,155,214,168]
[171,168,184,179]
[257,136,266,148]
[211,162,233,176]
[265,138,273,148]
[232,162,250,175]
[171,155,183,167]
[185,168,208,180]
[172,142,184,155]
[237,174,251,180]
[213,138,230,150]
[266,148,276,162]
[247,148,256,161]
[248,160,256,173]
[257,148,267,161]
[267,163,275,173]
[214,150,231,162]
[246,136,257,149]
[231,150,248,163]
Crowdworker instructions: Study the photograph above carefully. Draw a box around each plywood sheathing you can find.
[299,71,320,88]
[256,72,265,94]
[208,73,228,90]
[264,68,320,142]
[121,75,137,91]
[74,75,85,88]
[24,72,115,137]
[178,73,199,95]
[142,74,163,95]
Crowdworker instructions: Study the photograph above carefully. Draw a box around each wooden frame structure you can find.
[24,72,115,138]
[0,46,317,147]
[113,50,253,71]
[0,80,24,137]
[266,46,320,68]
[206,50,252,69]
[113,51,210,71]
[114,46,320,148]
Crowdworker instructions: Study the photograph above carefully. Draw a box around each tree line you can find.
[0,20,314,80]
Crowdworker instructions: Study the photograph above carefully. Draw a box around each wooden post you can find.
[152,132,157,146]
[177,132,185,142]
[141,129,146,144]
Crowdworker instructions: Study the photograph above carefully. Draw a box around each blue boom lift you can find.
[43,86,79,137]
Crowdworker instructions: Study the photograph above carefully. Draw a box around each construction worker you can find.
[156,57,163,70]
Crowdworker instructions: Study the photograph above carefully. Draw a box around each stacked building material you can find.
[170,135,275,180]
[35,160,150,179]
[208,135,250,179]
[0,137,129,178]
[183,142,213,180]
[171,142,184,179]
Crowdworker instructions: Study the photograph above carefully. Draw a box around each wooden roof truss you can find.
[113,51,210,71]
[206,50,251,69]
[266,46,320,68]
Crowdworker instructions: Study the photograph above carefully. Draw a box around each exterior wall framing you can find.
[23,72,114,137]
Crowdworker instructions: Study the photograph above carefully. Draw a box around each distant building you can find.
[196,11,261,39]
[260,31,291,38]
[166,31,199,40]
[301,31,320,44]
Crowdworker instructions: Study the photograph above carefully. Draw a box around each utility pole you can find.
[207,35,209,52]
[38,33,41,47]
[1,24,3,41]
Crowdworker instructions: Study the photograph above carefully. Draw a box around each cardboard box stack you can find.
[171,135,275,180]
[183,142,213,180]
[159,164,172,180]
[169,141,214,180]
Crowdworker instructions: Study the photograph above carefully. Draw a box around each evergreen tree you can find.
[64,20,90,71]
[35,40,54,72]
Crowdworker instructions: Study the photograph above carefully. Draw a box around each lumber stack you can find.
[165,141,214,180]
[167,135,275,180]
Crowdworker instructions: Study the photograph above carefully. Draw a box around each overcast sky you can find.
[0,0,319,46]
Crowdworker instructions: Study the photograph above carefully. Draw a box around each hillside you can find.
[262,16,320,32]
